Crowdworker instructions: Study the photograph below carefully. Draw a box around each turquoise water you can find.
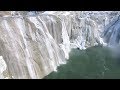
[44,46,120,79]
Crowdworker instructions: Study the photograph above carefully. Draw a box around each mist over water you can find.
[44,46,120,79]
[1,11,120,79]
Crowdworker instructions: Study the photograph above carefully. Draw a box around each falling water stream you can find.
[0,11,120,79]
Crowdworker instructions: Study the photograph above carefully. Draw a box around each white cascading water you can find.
[0,11,71,79]
[102,15,120,47]
[0,56,7,79]
[0,11,120,79]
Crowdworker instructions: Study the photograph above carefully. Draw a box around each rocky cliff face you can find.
[0,11,119,79]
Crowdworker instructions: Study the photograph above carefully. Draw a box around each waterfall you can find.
[0,11,73,79]
[103,15,120,47]
[0,11,120,79]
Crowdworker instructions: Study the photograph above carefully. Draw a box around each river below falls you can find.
[44,46,120,79]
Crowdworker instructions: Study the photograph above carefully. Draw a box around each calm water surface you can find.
[44,46,120,79]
